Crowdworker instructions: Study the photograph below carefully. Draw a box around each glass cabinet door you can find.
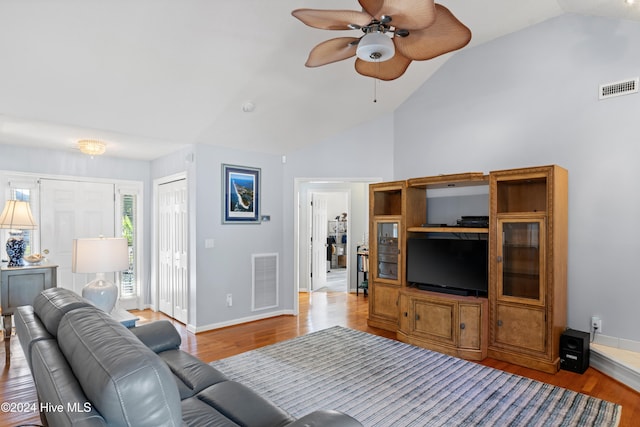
[376,221,400,281]
[497,217,545,304]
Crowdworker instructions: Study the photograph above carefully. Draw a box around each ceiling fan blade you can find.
[393,5,471,61]
[359,0,436,30]
[305,37,360,67]
[355,53,412,81]
[292,9,372,30]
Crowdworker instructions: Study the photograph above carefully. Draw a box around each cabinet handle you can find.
[415,314,420,321]
[497,320,503,327]
[497,256,502,263]
[460,323,466,330]
[404,312,408,317]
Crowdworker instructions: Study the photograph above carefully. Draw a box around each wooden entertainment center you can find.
[367,165,568,373]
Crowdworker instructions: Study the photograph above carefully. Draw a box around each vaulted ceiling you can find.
[1,0,639,160]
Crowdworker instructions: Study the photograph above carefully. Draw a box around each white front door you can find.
[311,194,328,291]
[157,179,188,323]
[39,179,116,295]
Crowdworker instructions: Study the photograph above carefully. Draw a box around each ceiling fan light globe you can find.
[356,32,394,62]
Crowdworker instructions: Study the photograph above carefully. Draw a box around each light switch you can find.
[204,238,215,248]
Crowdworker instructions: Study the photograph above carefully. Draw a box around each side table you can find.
[1,263,58,363]
[111,308,139,328]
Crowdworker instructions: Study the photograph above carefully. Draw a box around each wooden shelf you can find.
[408,172,488,189]
[407,226,489,234]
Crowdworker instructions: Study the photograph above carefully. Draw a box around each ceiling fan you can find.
[292,0,472,81]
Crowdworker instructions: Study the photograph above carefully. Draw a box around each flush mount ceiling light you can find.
[77,139,106,157]
[241,101,256,113]
[292,0,471,81]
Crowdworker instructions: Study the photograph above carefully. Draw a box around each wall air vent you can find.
[599,78,638,100]
[252,253,278,311]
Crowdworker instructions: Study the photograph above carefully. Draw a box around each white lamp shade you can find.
[72,237,129,273]
[0,200,38,230]
[356,32,395,62]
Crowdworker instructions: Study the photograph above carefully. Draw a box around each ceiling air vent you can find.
[599,78,638,100]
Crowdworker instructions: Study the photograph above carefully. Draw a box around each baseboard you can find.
[188,310,296,334]
[590,335,640,393]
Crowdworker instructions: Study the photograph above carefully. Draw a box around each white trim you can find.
[590,346,640,393]
[187,309,296,334]
[1,169,142,186]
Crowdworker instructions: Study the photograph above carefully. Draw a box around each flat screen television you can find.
[406,237,488,297]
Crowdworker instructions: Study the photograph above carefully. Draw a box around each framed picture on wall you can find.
[222,164,260,223]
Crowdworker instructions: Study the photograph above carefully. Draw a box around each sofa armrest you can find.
[287,410,363,427]
[130,320,181,353]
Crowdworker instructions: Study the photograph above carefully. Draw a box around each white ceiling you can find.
[1,0,639,160]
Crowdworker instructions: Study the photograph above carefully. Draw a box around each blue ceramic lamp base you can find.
[6,236,26,267]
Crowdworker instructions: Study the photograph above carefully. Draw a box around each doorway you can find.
[295,179,378,298]
[310,191,348,292]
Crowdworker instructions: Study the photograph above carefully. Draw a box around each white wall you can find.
[394,14,640,342]
[151,144,285,331]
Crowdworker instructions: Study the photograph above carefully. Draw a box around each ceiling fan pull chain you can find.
[372,60,380,103]
[373,77,378,103]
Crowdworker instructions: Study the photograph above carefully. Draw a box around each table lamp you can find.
[0,200,38,267]
[71,237,129,313]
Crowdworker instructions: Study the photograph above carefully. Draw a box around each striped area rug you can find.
[211,326,621,426]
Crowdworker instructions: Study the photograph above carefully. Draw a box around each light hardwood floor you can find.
[2,292,639,426]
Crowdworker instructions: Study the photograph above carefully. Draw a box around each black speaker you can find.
[560,329,590,373]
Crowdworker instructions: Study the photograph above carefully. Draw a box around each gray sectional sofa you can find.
[15,287,362,427]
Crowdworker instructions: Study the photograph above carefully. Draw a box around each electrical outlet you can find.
[226,294,233,307]
[591,316,602,333]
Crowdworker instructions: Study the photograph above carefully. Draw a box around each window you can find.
[116,183,143,308]
[120,194,138,298]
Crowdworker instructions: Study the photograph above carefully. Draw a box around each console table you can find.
[1,263,58,363]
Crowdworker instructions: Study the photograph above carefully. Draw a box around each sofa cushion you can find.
[14,305,53,369]
[33,287,94,337]
[196,380,295,427]
[57,307,183,427]
[159,349,229,399]
[130,319,182,353]
[181,397,240,427]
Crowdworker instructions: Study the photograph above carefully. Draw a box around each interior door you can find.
[157,179,188,323]
[310,194,328,291]
[39,179,115,295]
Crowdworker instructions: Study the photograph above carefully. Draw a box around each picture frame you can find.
[222,164,260,223]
